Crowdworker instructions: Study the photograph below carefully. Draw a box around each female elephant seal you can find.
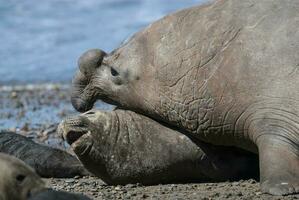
[0,153,45,200]
[68,0,298,196]
[59,109,258,184]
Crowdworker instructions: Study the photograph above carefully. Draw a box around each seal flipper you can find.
[258,136,299,195]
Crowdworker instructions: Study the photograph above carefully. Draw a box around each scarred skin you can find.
[69,0,299,195]
[59,109,258,184]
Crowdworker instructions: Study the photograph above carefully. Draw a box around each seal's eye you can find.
[16,174,26,182]
[110,67,119,76]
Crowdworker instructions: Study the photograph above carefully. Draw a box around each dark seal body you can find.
[0,131,87,178]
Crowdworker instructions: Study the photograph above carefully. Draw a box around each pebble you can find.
[248,179,257,184]
[114,186,121,191]
[65,179,75,183]
[237,192,243,196]
[10,91,18,98]
[232,182,240,186]
[125,184,136,188]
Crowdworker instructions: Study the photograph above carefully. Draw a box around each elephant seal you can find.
[69,0,298,196]
[0,153,90,200]
[28,189,91,200]
[0,153,45,200]
[59,109,258,184]
[0,131,88,178]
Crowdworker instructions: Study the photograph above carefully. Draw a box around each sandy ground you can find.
[0,84,298,200]
[46,177,298,200]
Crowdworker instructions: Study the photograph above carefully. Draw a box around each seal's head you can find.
[58,111,95,155]
[0,153,45,200]
[71,29,156,114]
[71,48,137,112]
[58,110,112,183]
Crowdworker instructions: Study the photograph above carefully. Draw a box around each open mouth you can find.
[65,130,88,145]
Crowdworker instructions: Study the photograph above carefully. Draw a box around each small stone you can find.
[65,179,75,183]
[90,188,98,192]
[248,179,257,184]
[211,193,220,197]
[232,182,239,186]
[206,186,212,190]
[73,183,81,187]
[225,193,232,198]
[10,91,18,98]
[115,186,121,191]
[126,184,135,188]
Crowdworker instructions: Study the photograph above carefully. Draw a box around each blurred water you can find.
[0,0,206,84]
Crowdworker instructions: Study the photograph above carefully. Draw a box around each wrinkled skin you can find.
[70,0,299,195]
[59,109,258,184]
[0,131,88,178]
[0,153,45,200]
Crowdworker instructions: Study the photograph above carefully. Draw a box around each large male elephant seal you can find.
[0,153,45,200]
[68,0,298,196]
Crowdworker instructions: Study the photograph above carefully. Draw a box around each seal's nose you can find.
[78,49,107,77]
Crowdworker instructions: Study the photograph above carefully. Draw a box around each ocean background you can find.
[0,0,206,85]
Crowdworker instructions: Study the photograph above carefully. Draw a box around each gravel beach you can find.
[0,84,298,200]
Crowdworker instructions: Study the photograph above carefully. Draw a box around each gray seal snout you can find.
[71,49,107,112]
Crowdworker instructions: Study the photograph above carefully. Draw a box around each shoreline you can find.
[0,83,70,92]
